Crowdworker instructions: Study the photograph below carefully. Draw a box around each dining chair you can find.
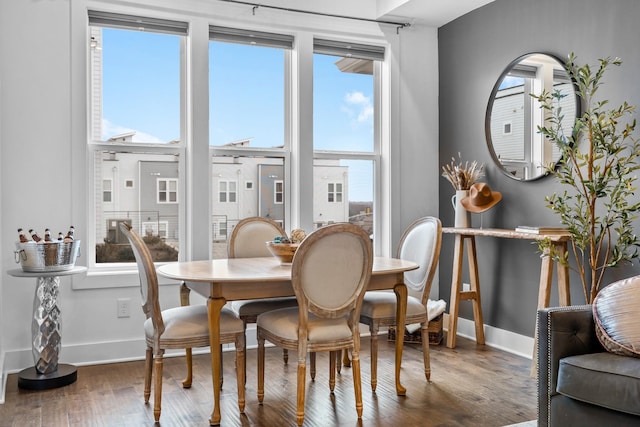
[119,222,246,422]
[256,223,373,426]
[228,217,298,365]
[356,216,442,391]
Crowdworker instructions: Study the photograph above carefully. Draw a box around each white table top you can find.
[8,266,87,278]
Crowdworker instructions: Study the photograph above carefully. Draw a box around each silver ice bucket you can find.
[14,240,81,272]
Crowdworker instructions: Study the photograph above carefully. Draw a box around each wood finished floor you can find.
[0,335,537,427]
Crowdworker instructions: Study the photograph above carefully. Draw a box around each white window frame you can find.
[75,3,390,289]
[82,8,187,282]
[218,179,237,203]
[157,178,179,204]
[327,182,343,203]
[103,178,113,202]
[274,180,284,204]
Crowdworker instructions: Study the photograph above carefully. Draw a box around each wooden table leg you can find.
[466,237,485,345]
[447,234,465,348]
[207,297,226,426]
[531,246,555,377]
[393,282,408,396]
[555,241,570,306]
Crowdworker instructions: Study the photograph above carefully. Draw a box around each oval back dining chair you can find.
[119,222,246,422]
[228,217,298,365]
[256,223,373,426]
[357,216,442,391]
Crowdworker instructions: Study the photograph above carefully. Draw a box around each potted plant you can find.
[535,53,640,303]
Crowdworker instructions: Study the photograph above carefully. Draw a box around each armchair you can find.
[537,305,640,426]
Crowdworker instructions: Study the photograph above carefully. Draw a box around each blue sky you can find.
[101,28,373,201]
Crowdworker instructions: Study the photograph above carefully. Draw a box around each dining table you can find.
[156,255,418,425]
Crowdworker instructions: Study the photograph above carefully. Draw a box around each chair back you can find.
[228,217,286,258]
[396,216,442,305]
[291,223,373,321]
[119,222,165,340]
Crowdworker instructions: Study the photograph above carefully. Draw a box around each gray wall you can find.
[438,0,640,337]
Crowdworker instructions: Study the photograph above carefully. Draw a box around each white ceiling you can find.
[378,0,496,27]
[234,0,496,28]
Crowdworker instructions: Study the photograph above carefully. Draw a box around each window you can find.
[88,11,185,265]
[86,11,389,279]
[328,182,343,203]
[103,179,113,202]
[312,39,383,238]
[503,122,512,135]
[157,178,178,203]
[209,27,291,148]
[218,180,237,203]
[209,27,291,259]
[274,180,284,204]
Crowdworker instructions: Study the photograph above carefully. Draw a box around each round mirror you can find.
[485,53,579,181]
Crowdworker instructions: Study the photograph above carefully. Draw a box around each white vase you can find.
[451,190,471,228]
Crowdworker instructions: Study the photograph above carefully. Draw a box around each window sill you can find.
[71,266,181,290]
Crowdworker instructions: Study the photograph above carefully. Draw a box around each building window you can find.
[158,178,178,203]
[218,180,237,203]
[503,122,512,135]
[328,182,343,203]
[125,179,134,188]
[103,179,113,202]
[274,180,284,204]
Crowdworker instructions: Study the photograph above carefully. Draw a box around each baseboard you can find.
[444,313,534,359]
[0,351,6,405]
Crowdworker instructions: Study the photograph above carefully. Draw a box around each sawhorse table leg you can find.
[447,234,485,348]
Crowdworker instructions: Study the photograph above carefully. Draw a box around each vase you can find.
[451,190,471,228]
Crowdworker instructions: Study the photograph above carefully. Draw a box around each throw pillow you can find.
[593,276,640,358]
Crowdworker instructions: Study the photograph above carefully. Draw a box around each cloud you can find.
[343,91,373,124]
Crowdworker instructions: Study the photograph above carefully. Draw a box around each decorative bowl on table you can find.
[266,241,299,265]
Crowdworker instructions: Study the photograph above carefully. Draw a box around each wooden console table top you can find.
[442,227,571,241]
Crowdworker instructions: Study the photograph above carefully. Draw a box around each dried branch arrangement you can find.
[441,153,484,190]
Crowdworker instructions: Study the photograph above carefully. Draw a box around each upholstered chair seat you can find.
[360,293,429,320]
[258,309,352,343]
[144,306,242,345]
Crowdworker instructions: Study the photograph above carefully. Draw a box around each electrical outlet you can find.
[462,283,471,292]
[117,298,131,318]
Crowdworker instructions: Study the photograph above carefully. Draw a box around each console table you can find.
[8,266,87,390]
[442,227,571,351]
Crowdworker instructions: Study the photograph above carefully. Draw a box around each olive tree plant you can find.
[534,53,640,303]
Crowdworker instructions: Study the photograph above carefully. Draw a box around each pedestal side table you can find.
[8,266,87,390]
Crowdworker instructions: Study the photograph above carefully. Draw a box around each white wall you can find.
[0,0,438,383]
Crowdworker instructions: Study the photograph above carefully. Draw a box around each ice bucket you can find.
[14,240,81,272]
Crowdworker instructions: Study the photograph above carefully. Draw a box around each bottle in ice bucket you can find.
[29,229,43,243]
[17,228,29,243]
[44,229,53,242]
[57,232,64,241]
[64,226,75,242]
